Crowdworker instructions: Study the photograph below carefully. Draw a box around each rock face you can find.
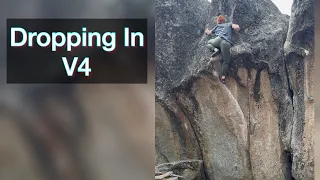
[284,0,315,179]
[155,0,314,179]
[155,160,204,180]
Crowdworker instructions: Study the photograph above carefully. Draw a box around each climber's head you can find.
[217,15,225,24]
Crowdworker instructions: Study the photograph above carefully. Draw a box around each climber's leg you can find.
[207,37,222,57]
[207,37,221,49]
[220,40,232,81]
[206,44,214,51]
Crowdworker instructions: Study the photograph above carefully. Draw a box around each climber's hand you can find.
[232,24,240,31]
[205,28,211,35]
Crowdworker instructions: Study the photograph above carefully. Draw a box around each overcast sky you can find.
[271,0,293,15]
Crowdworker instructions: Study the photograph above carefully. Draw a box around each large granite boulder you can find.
[284,0,315,179]
[155,0,314,179]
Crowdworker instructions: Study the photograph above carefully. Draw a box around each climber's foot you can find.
[220,76,226,84]
[211,48,220,57]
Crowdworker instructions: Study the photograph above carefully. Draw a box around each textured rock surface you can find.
[155,100,201,164]
[190,74,251,180]
[155,0,314,179]
[284,0,315,179]
[155,160,204,180]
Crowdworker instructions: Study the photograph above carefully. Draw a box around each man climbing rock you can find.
[205,15,240,84]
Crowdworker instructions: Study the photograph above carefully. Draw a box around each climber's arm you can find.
[232,24,240,31]
[205,28,211,35]
[205,26,217,35]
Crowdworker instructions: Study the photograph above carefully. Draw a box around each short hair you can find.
[217,15,225,24]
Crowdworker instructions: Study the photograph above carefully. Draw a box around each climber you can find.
[205,15,240,84]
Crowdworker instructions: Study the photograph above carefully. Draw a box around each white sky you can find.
[271,0,293,15]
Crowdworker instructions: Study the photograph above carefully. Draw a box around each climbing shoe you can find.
[220,76,226,84]
[211,49,220,57]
